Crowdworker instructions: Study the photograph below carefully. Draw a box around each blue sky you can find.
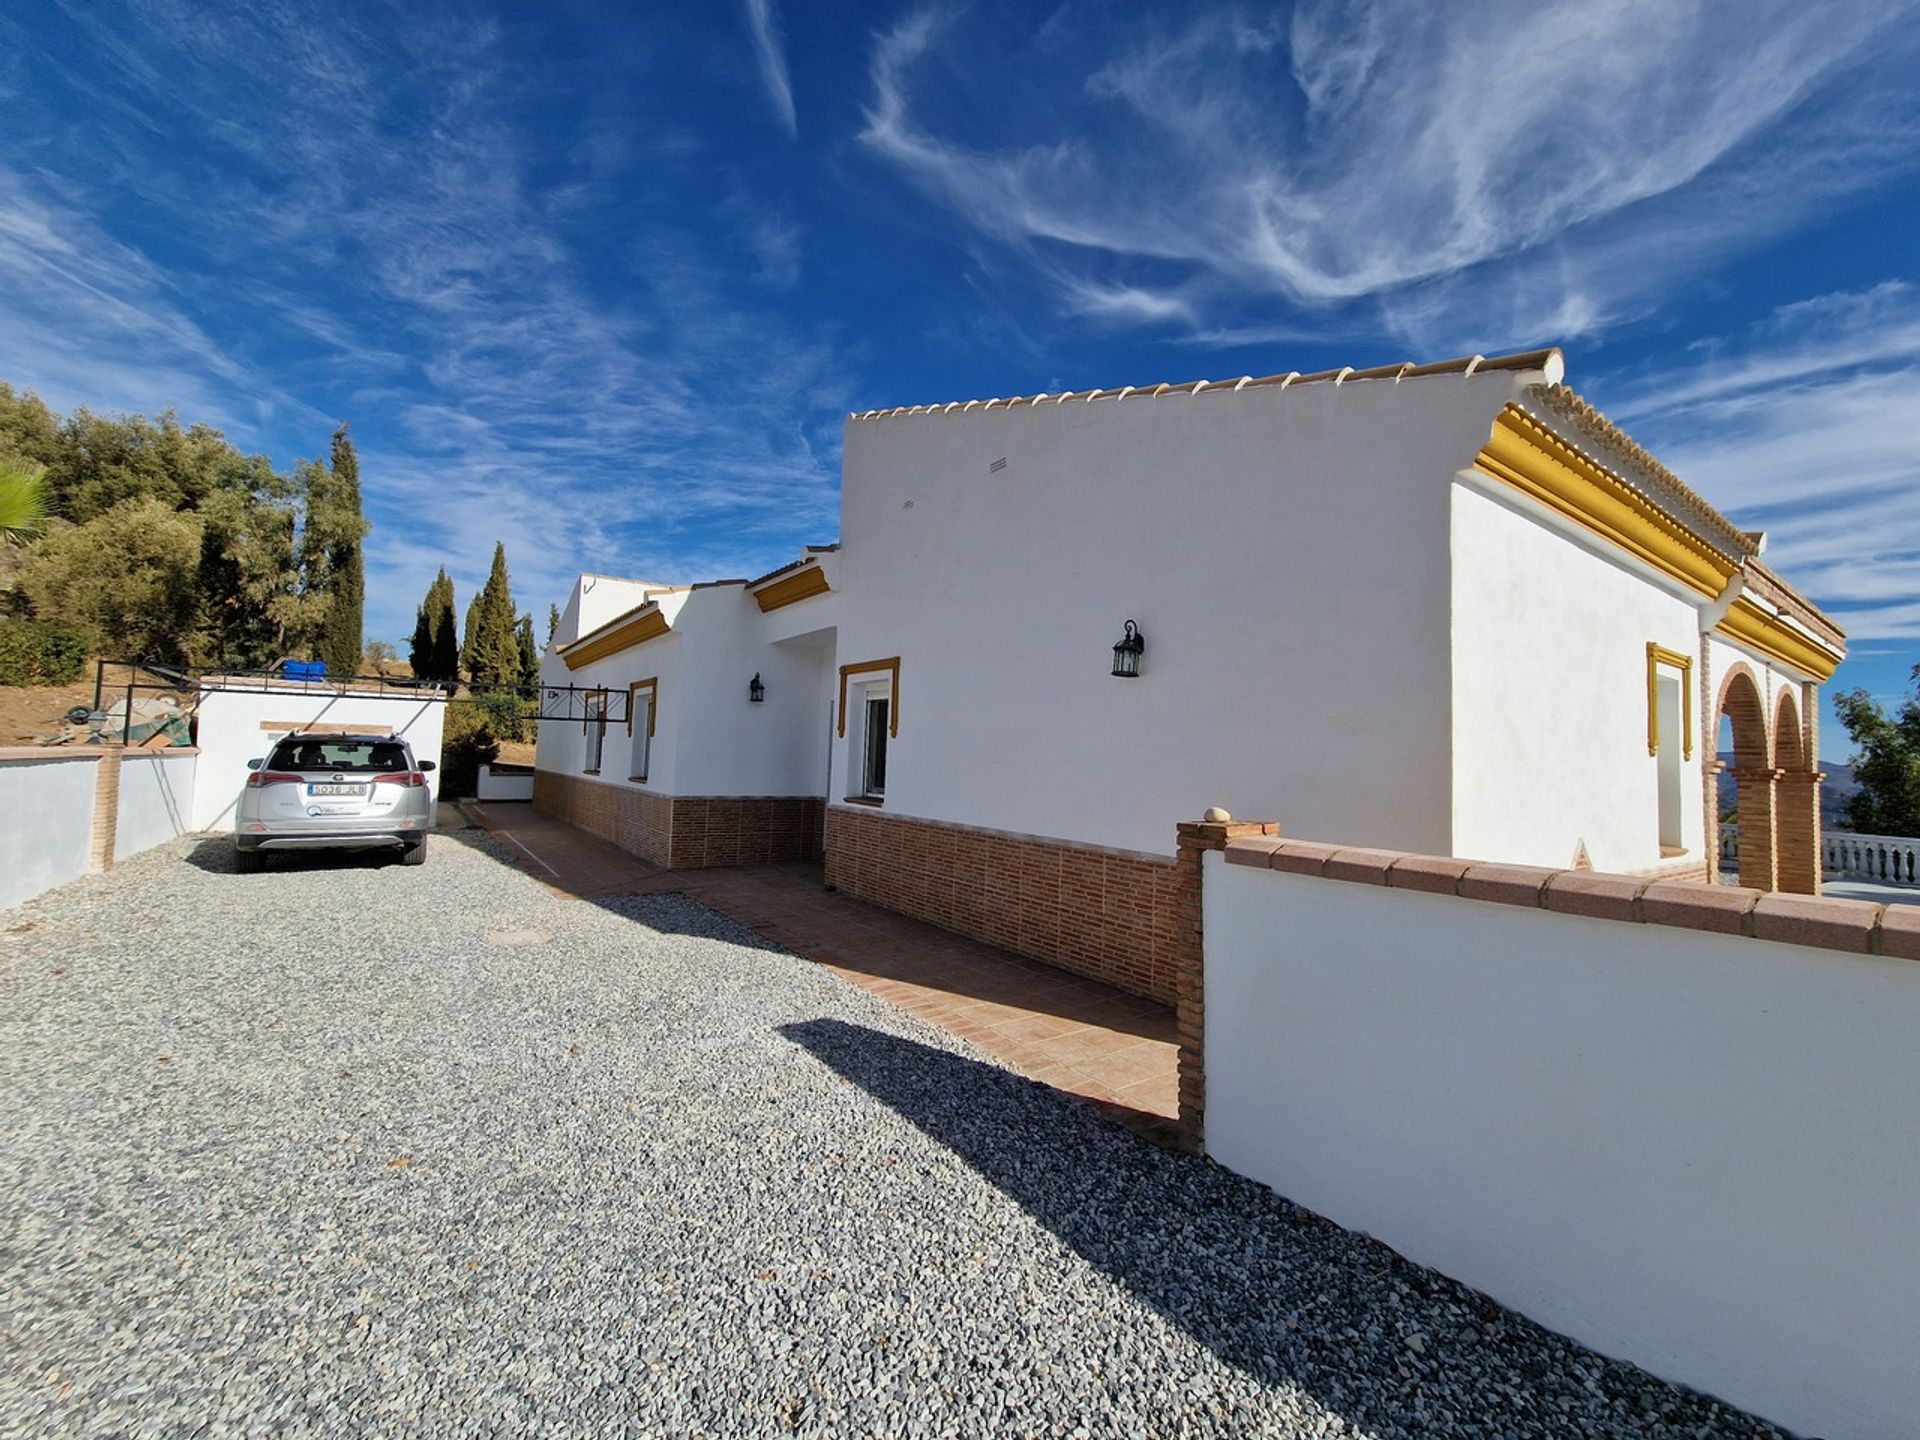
[2,1,1918,747]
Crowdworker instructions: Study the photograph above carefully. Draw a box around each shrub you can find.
[0,618,89,685]
[439,700,502,799]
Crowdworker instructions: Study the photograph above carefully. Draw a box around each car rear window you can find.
[268,739,411,773]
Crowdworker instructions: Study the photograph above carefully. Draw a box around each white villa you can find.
[534,347,1843,1004]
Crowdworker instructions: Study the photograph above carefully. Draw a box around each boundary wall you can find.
[1203,834,1920,1440]
[1,748,200,909]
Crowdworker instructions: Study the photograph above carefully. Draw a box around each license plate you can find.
[308,783,364,797]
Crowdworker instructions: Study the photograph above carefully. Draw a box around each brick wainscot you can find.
[823,804,1199,1006]
[534,771,824,869]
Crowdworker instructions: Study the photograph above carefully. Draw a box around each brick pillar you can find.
[1705,756,1726,885]
[1730,766,1781,892]
[1775,770,1823,895]
[1172,812,1280,1153]
[89,750,123,873]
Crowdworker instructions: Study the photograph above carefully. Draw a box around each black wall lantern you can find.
[1111,620,1145,678]
[748,672,765,703]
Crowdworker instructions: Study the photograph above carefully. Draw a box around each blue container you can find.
[284,659,328,681]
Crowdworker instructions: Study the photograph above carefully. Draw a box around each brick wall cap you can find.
[0,745,116,762]
[1322,847,1405,885]
[1458,862,1559,908]
[1873,904,1920,962]
[1750,893,1879,954]
[1385,853,1473,895]
[1542,871,1648,923]
[1639,880,1762,935]
[1269,840,1345,876]
[1223,836,1286,867]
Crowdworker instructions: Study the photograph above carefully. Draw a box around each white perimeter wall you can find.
[1449,480,1707,872]
[0,754,98,909]
[832,374,1533,856]
[116,751,197,860]
[1205,855,1920,1440]
[192,688,446,830]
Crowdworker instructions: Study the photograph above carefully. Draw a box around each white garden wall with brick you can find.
[115,750,198,861]
[1203,837,1920,1440]
[0,751,102,909]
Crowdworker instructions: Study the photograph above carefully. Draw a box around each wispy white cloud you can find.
[860,1,1920,347]
[0,2,848,646]
[743,0,799,136]
[1608,285,1920,639]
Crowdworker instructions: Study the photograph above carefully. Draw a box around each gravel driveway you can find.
[2,831,1787,1439]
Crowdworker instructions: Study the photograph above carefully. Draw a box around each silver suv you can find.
[235,732,437,871]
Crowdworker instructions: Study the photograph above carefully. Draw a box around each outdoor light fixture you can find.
[1111,620,1145,678]
[748,672,765,703]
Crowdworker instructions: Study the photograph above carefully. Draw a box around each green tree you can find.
[410,567,459,682]
[0,456,48,545]
[547,602,560,646]
[18,497,203,660]
[516,613,538,688]
[316,424,366,675]
[1833,669,1920,837]
[464,543,521,690]
[192,467,296,667]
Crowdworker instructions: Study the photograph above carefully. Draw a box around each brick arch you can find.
[1773,687,1805,771]
[1773,685,1820,894]
[1716,663,1770,770]
[1716,664,1778,892]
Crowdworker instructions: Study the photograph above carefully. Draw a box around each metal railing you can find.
[1719,823,1920,887]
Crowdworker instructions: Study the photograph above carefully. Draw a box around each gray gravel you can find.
[1,831,1791,1439]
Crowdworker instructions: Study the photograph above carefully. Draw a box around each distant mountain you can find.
[1716,752,1858,832]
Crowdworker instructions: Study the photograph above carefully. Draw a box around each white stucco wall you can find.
[191,686,446,830]
[115,750,198,860]
[1205,854,1920,1440]
[1449,479,1708,872]
[0,753,99,909]
[830,373,1536,857]
[554,574,666,648]
[537,586,836,800]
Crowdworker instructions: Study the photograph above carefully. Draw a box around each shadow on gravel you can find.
[181,835,420,876]
[778,1017,1788,1440]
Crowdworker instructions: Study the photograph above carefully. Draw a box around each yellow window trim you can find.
[560,607,669,670]
[1646,643,1694,760]
[626,677,658,737]
[838,657,900,738]
[1714,598,1842,682]
[753,564,831,612]
[1474,406,1740,601]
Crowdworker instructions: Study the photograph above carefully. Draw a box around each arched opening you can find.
[1773,687,1820,894]
[1717,667,1777,891]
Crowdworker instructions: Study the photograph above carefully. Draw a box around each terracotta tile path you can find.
[460,802,1180,1143]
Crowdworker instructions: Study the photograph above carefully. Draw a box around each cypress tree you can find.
[547,602,560,646]
[315,424,365,674]
[470,543,521,690]
[409,567,458,682]
[460,589,483,684]
[516,613,538,689]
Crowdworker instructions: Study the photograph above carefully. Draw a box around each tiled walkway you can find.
[461,802,1180,1141]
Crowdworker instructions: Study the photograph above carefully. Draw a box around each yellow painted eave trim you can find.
[753,564,832,612]
[560,608,670,670]
[1473,405,1740,600]
[1715,599,1842,681]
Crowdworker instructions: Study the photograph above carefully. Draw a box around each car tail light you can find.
[246,771,303,788]
[373,771,428,788]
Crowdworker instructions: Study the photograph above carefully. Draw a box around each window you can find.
[268,739,408,772]
[1656,672,1683,851]
[630,694,652,782]
[862,694,889,798]
[583,693,606,774]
